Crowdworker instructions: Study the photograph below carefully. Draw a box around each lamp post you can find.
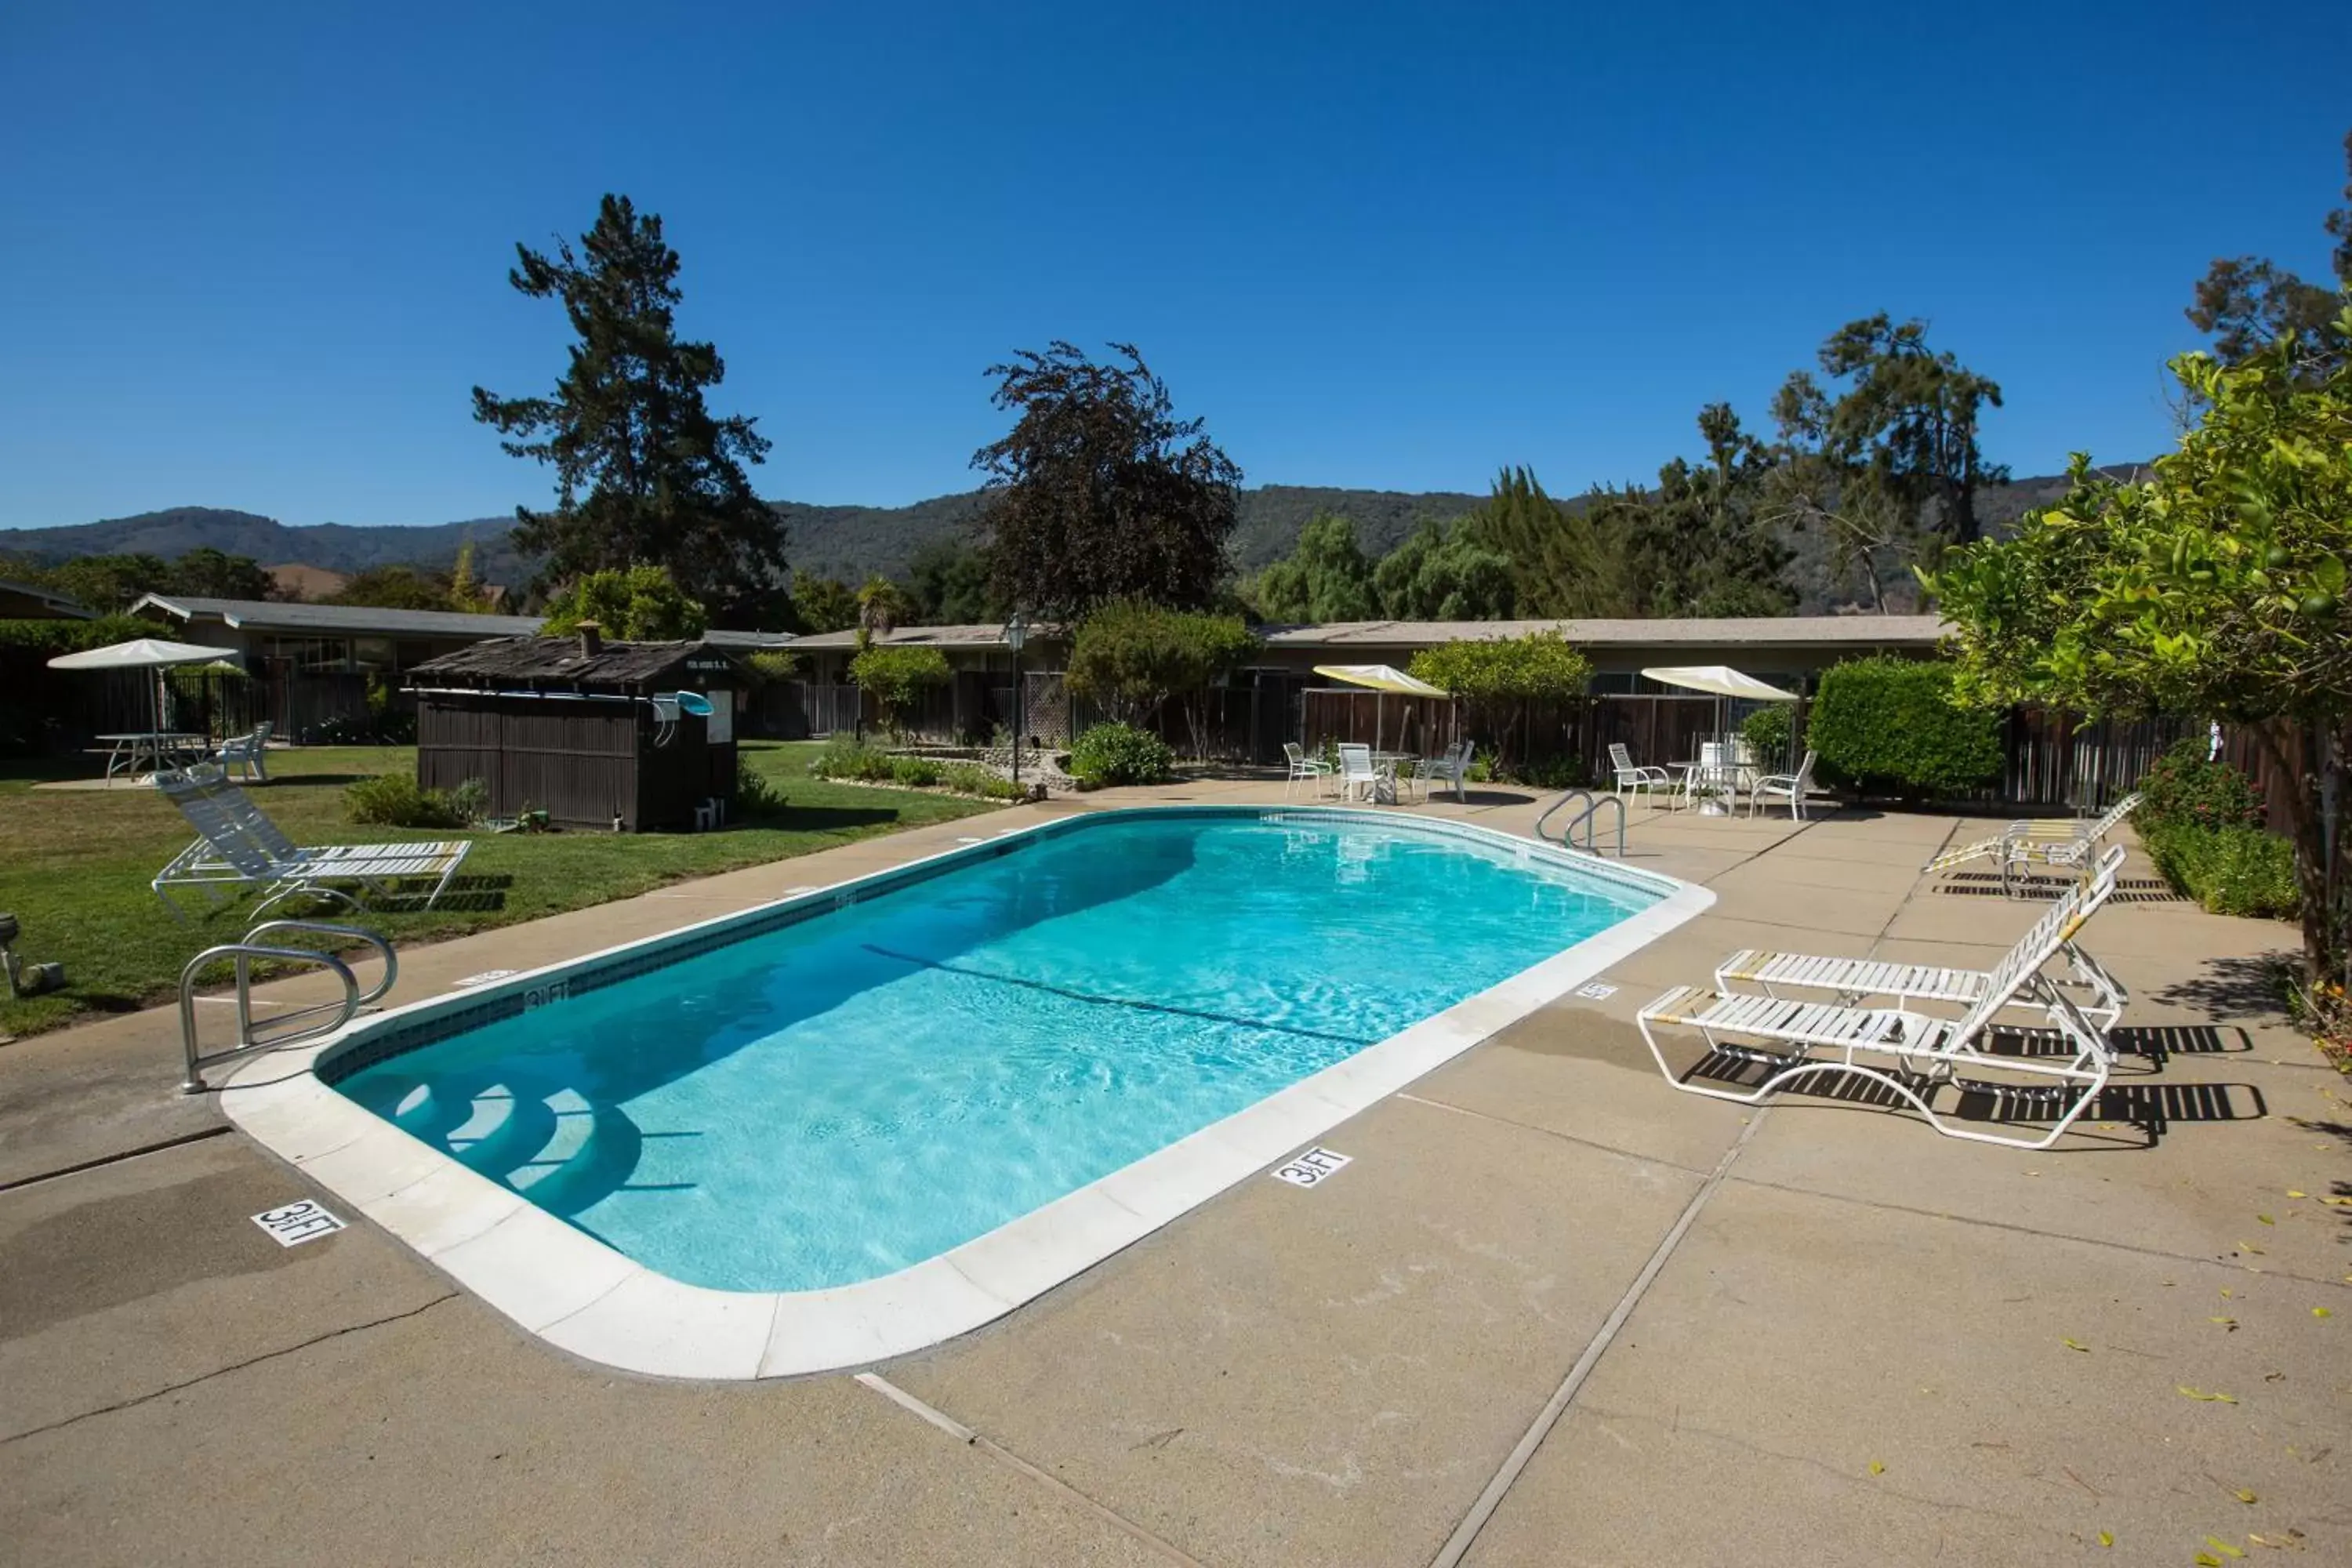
[1003,611,1030,791]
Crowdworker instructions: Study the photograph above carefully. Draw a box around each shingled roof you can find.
[406,635,736,694]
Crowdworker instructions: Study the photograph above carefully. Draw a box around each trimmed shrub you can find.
[938,762,1025,801]
[2142,822,2298,918]
[1807,656,2000,798]
[735,758,789,816]
[2134,735,2263,831]
[848,644,951,735]
[346,772,462,829]
[1739,703,1792,758]
[808,735,896,782]
[888,754,943,787]
[1068,722,1174,788]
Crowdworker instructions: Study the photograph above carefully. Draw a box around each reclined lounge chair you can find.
[1636,872,2118,1149]
[151,765,471,921]
[1924,792,2142,895]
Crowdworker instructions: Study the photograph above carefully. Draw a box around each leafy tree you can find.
[848,644,951,736]
[40,553,173,612]
[1065,600,1261,753]
[1932,298,2352,978]
[855,575,913,642]
[1591,405,1798,616]
[1773,315,2006,545]
[1371,519,1516,620]
[972,341,1240,619]
[904,537,1000,625]
[169,546,277,601]
[448,540,494,612]
[327,565,456,612]
[2186,129,2350,376]
[791,574,859,633]
[540,564,710,641]
[1461,468,1624,617]
[1250,513,1378,622]
[1408,630,1591,770]
[471,194,786,626]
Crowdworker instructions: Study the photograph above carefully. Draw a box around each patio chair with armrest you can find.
[1283,741,1333,799]
[1336,743,1381,802]
[215,720,273,783]
[1637,869,2116,1149]
[1609,742,1671,807]
[1748,748,1818,819]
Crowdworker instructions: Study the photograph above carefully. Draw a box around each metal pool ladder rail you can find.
[178,920,397,1094]
[1535,789,1625,856]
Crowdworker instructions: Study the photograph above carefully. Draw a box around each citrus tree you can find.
[848,644,951,738]
[1932,296,2352,978]
[1408,630,1591,771]
[1065,600,1260,753]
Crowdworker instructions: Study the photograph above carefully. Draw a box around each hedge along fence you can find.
[1806,655,2002,800]
[0,613,177,754]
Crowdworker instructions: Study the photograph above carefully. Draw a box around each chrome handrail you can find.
[176,920,393,1094]
[1535,789,1626,856]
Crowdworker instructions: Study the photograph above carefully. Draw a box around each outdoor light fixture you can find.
[1003,612,1030,790]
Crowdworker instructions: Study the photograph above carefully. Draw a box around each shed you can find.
[406,629,745,831]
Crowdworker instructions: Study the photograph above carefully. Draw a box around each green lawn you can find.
[0,740,1000,1039]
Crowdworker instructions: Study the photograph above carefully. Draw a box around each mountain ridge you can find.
[1,471,2104,616]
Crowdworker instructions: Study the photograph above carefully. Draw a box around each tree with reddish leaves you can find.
[971,342,1240,622]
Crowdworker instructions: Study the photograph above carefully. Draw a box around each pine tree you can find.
[471,194,786,626]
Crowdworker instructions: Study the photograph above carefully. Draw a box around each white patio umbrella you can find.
[48,637,245,775]
[1313,663,1449,753]
[1642,664,1798,755]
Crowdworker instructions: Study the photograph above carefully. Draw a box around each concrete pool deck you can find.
[2,779,2347,1565]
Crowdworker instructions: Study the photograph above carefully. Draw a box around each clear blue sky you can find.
[3,1,2347,532]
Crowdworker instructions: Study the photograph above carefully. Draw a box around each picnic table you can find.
[93,731,209,780]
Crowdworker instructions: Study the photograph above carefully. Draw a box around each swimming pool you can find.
[227,807,1709,1377]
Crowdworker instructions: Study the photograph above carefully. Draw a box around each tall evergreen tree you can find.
[1249,513,1379,622]
[471,194,786,626]
[1462,466,1624,617]
[1588,406,1796,617]
[971,341,1240,620]
[2186,129,2350,376]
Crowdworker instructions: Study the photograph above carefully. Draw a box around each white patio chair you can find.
[1609,742,1669,806]
[1714,845,2129,1029]
[214,720,274,783]
[1679,741,1736,812]
[1925,791,2143,895]
[1748,748,1818,819]
[1637,872,2117,1149]
[1283,741,1332,799]
[151,767,471,922]
[1336,743,1381,802]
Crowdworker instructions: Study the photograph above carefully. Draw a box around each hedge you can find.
[2140,822,2298,918]
[1807,656,2001,798]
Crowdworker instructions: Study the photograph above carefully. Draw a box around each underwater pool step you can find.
[508,1089,599,1194]
[444,1083,552,1175]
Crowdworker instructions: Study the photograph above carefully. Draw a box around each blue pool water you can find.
[335,811,1657,1292]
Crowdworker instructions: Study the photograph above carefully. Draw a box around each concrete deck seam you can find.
[0,1123,231,1195]
[1426,807,1959,1566]
[1427,1105,1773,1568]
[1393,1092,1715,1177]
[1723,1173,2352,1290]
[0,1292,458,1448]
[852,1373,1209,1568]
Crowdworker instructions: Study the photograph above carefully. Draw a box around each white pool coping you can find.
[221,806,1711,1381]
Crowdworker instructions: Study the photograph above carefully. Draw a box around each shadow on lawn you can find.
[367,873,514,914]
[738,806,907,833]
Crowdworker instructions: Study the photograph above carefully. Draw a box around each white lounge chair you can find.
[1609,742,1671,806]
[1336,743,1381,802]
[1637,871,2116,1149]
[1283,741,1333,799]
[214,720,273,783]
[152,766,471,921]
[1714,845,2129,1029]
[1925,792,2143,895]
[1748,747,1818,819]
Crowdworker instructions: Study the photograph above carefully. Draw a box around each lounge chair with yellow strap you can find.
[1637,869,2116,1149]
[1923,793,2142,895]
[1715,844,2128,1028]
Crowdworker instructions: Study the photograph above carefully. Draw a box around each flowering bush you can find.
[2134,735,2264,831]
